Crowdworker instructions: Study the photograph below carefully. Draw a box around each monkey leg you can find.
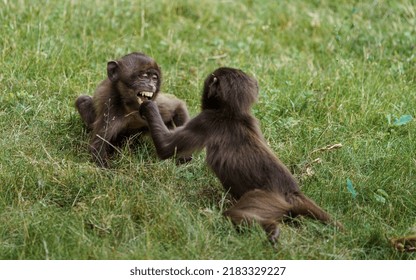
[224,189,292,242]
[154,94,189,129]
[171,105,189,128]
[75,95,96,131]
[289,193,344,230]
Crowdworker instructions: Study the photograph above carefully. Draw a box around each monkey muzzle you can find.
[137,91,154,104]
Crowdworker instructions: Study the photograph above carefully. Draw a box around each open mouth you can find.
[137,91,154,104]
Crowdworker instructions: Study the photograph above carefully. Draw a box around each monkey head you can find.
[107,52,162,105]
[201,67,259,113]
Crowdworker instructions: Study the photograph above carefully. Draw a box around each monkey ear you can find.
[107,61,120,82]
[207,76,219,98]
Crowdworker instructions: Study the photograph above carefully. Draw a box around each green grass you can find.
[1,0,415,259]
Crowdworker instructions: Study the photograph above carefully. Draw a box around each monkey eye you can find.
[139,73,158,80]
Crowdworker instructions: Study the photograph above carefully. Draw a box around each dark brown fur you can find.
[140,67,343,242]
[75,52,189,167]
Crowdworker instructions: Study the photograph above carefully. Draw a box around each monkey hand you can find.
[139,100,159,119]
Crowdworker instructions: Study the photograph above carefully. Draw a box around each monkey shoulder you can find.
[187,113,210,130]
[93,79,112,98]
[92,80,122,111]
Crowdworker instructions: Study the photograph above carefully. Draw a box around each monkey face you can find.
[202,67,258,111]
[135,70,160,104]
[107,52,162,105]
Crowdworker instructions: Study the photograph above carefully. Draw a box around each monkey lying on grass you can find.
[140,67,343,242]
[75,52,189,167]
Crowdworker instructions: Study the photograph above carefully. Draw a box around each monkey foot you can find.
[390,235,416,252]
[268,227,281,244]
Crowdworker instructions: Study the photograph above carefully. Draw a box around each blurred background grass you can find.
[0,0,415,259]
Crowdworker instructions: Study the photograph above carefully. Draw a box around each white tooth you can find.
[144,92,153,97]
[137,97,143,104]
[138,91,153,98]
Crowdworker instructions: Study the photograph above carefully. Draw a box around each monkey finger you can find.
[138,100,152,116]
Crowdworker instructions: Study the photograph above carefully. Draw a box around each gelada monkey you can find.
[140,67,343,242]
[75,52,189,167]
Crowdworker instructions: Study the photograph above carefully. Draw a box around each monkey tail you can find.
[290,193,344,230]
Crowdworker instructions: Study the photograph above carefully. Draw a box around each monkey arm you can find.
[140,101,206,160]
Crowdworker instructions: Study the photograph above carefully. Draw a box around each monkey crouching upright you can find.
[140,67,343,243]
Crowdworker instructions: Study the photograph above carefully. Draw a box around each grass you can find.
[0,0,415,259]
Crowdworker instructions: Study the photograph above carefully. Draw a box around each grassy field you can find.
[0,0,415,260]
